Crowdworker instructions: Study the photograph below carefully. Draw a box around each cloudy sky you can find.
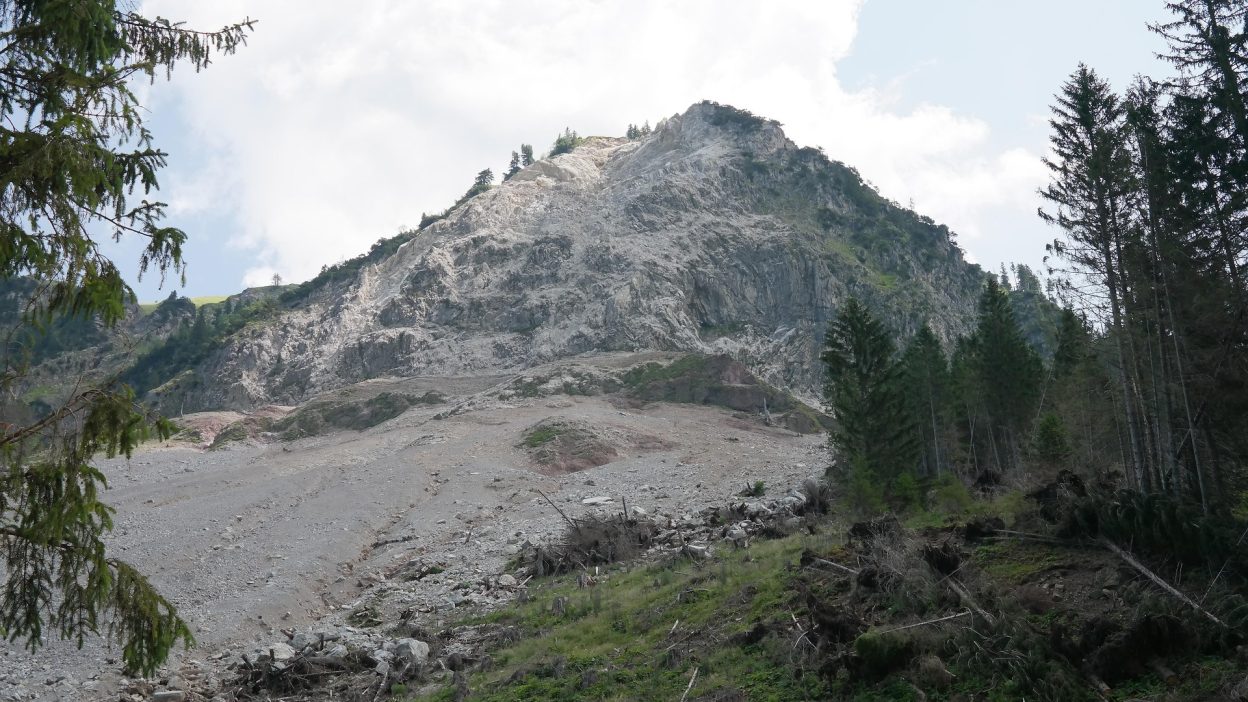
[120,0,1169,299]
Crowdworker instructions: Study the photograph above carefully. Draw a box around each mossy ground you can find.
[522,425,563,448]
[272,391,444,439]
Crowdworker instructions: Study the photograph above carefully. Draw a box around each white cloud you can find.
[141,0,1047,287]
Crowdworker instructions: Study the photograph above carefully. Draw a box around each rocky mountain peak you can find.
[153,101,986,412]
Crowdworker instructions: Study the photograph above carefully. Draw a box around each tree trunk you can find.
[1104,238,1147,491]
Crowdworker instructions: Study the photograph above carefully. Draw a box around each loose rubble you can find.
[211,471,831,699]
[0,380,826,701]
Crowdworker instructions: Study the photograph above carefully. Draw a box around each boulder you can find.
[393,638,431,667]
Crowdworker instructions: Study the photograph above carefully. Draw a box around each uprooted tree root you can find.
[226,633,444,702]
[229,650,399,701]
[528,513,660,576]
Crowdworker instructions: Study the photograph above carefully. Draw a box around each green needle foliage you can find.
[822,297,918,508]
[969,277,1043,473]
[0,0,253,675]
[900,324,951,478]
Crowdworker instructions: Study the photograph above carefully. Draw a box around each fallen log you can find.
[1100,537,1226,627]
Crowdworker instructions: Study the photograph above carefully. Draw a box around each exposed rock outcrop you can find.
[162,102,985,412]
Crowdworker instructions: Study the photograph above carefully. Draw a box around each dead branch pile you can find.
[529,512,659,576]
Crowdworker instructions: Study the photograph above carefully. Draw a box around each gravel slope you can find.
[0,364,826,701]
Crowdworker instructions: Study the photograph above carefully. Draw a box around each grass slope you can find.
[404,486,1246,702]
[411,536,830,701]
[138,295,228,314]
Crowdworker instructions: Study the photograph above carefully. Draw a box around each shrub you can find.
[738,480,766,497]
[523,426,562,448]
[893,471,923,510]
[528,514,658,576]
[929,474,974,514]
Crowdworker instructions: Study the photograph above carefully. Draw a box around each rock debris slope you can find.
[168,101,986,412]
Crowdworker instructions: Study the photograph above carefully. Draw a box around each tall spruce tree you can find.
[1030,0,1248,510]
[969,277,1044,473]
[1053,308,1091,379]
[0,1,253,674]
[1049,308,1119,470]
[1040,64,1152,489]
[1152,1,1248,148]
[822,298,918,496]
[900,324,950,477]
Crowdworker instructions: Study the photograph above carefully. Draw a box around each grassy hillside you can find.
[138,295,229,314]
[402,484,1246,702]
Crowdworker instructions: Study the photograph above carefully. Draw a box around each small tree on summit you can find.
[520,143,535,166]
[474,168,495,187]
[550,128,584,157]
[505,151,522,180]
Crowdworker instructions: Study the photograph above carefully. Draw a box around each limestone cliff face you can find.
[169,102,986,411]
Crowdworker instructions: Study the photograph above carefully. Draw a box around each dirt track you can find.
[0,362,826,701]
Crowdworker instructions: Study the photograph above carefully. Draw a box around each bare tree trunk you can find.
[928,391,941,476]
[1162,269,1209,511]
[1104,241,1147,490]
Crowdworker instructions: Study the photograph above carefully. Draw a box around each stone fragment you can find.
[269,643,296,662]
[290,632,314,651]
[393,639,430,666]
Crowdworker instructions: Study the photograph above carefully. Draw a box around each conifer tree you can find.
[504,151,521,180]
[1047,310,1121,471]
[1052,308,1090,379]
[550,127,582,157]
[948,336,983,474]
[900,325,950,477]
[0,1,253,674]
[969,278,1044,473]
[1152,1,1248,147]
[1040,64,1151,489]
[822,298,918,499]
[1033,412,1073,466]
[190,307,210,346]
[520,143,535,166]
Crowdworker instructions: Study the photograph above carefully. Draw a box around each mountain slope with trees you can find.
[136,101,1009,414]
